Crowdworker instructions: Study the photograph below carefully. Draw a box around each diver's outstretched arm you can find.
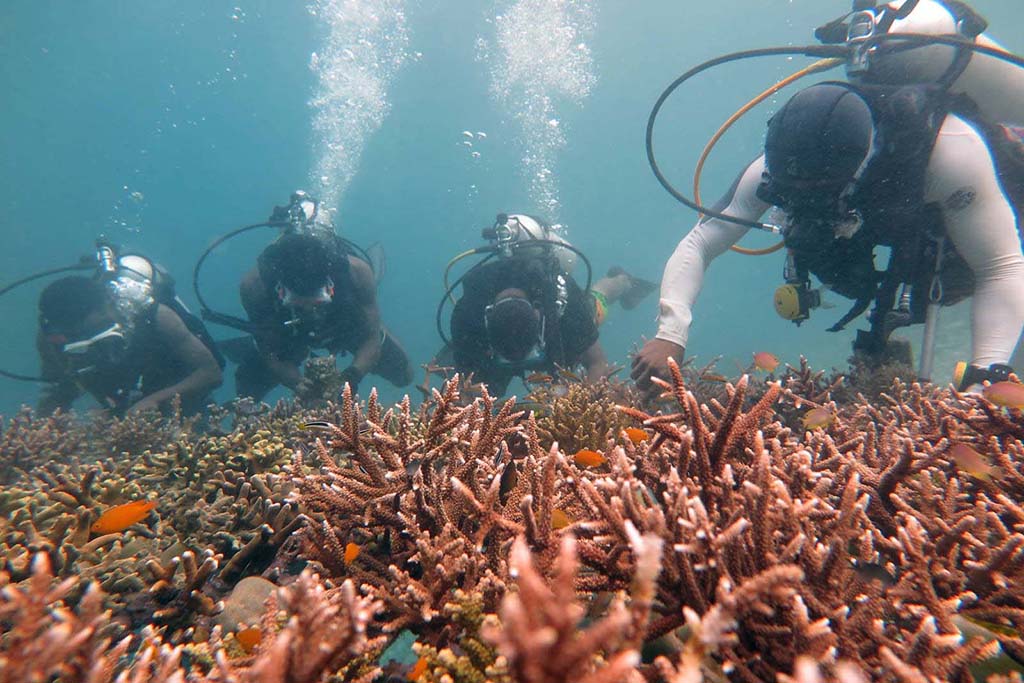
[633,156,769,390]
[926,114,1024,369]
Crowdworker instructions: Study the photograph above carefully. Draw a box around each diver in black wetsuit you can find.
[445,213,655,396]
[36,255,223,415]
[235,232,413,400]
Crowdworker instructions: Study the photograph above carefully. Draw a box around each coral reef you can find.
[0,553,382,683]
[303,354,345,404]
[1,360,1022,683]
[528,375,639,452]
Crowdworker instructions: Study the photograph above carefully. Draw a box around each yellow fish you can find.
[983,381,1024,409]
[236,627,261,653]
[624,427,649,444]
[551,509,571,530]
[301,420,371,434]
[960,615,1020,639]
[573,449,607,467]
[344,542,361,564]
[949,443,997,481]
[299,420,336,432]
[91,500,157,534]
[802,407,835,430]
[752,351,780,373]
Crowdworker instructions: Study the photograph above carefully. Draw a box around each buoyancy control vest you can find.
[762,80,1024,349]
[114,253,226,371]
[255,235,368,354]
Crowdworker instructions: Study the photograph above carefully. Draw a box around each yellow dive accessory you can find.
[774,284,803,321]
[953,360,968,388]
[693,57,844,256]
[773,281,821,324]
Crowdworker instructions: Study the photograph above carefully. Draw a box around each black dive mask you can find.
[757,172,863,250]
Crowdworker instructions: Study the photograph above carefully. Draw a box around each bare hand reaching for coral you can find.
[630,337,684,395]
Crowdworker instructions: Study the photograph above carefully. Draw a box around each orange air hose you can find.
[693,57,845,255]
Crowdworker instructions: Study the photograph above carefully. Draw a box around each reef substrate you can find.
[1,360,1022,683]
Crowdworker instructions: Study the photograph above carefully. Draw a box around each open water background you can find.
[0,0,1020,417]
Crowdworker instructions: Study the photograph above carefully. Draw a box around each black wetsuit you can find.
[42,306,215,415]
[450,258,598,395]
[236,248,407,400]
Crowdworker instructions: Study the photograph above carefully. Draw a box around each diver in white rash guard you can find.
[632,81,1024,394]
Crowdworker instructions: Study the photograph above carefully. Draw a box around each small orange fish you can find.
[802,407,835,430]
[91,500,157,534]
[701,373,729,383]
[752,352,780,373]
[524,372,553,384]
[624,427,649,444]
[344,542,361,564]
[551,509,571,530]
[573,449,607,467]
[983,381,1024,409]
[236,627,261,653]
[949,443,997,481]
[408,656,429,681]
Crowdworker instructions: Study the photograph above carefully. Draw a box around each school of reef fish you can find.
[1,356,1024,683]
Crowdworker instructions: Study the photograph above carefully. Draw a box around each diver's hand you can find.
[631,338,685,393]
[128,396,162,415]
[338,366,364,395]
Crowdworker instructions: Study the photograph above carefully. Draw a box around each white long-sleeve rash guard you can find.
[656,114,1024,367]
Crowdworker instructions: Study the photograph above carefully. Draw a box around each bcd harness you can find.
[760,78,1024,357]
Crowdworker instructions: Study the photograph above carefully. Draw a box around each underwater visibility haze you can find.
[1,0,1015,414]
[2,1,1024,681]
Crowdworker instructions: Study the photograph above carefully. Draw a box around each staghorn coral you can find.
[133,548,224,642]
[411,589,505,683]
[0,407,88,484]
[481,528,663,683]
[0,393,306,643]
[0,553,130,683]
[205,568,387,682]
[302,354,345,404]
[294,381,532,637]
[3,354,1024,682]
[602,359,1022,681]
[0,553,382,683]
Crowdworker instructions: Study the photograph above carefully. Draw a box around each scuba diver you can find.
[221,191,412,400]
[32,243,224,415]
[634,0,1024,394]
[440,213,655,396]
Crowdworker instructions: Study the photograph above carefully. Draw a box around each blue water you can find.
[1,0,1020,416]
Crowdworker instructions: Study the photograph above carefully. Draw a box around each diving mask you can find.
[277,277,335,308]
[62,322,128,365]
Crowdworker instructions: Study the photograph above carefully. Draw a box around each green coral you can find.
[411,590,509,683]
[530,378,638,453]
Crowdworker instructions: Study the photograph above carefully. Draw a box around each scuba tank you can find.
[482,214,578,274]
[841,0,1024,127]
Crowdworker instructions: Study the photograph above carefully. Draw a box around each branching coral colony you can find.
[0,364,1022,683]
